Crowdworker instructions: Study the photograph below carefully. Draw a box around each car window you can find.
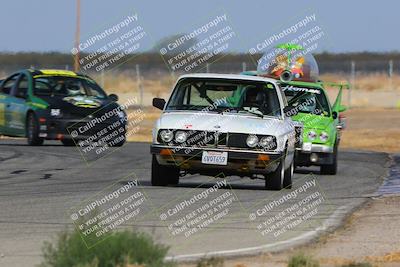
[0,74,19,95]
[33,76,107,99]
[12,74,29,99]
[84,79,107,99]
[166,78,282,117]
[283,85,330,116]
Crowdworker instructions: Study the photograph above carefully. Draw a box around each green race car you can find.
[241,70,347,174]
[0,69,126,146]
[280,80,347,174]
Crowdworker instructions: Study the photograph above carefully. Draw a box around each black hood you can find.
[40,95,121,117]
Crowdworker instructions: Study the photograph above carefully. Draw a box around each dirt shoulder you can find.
[340,108,400,153]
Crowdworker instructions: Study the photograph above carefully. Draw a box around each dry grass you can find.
[320,73,400,91]
[365,251,400,263]
[90,72,176,96]
[340,108,400,153]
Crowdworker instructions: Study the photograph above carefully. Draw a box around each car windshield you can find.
[33,76,107,99]
[166,78,282,117]
[282,85,330,116]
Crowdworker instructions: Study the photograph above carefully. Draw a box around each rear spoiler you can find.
[320,81,350,112]
[319,81,350,90]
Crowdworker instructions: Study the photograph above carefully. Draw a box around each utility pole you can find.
[74,0,81,72]
[389,60,393,90]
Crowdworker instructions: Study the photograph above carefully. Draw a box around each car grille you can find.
[158,130,277,150]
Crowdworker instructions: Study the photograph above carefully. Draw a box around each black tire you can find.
[27,113,44,146]
[283,160,294,189]
[320,144,338,175]
[108,135,126,147]
[61,139,76,146]
[151,155,180,186]
[265,157,285,190]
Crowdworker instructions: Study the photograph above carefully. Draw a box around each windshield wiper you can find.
[240,109,264,118]
[224,107,264,118]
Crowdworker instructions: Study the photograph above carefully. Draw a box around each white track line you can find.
[165,204,349,262]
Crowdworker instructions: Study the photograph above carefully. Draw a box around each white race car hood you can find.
[156,111,291,137]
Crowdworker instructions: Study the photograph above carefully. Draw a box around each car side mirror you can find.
[332,111,338,119]
[109,94,119,102]
[153,98,166,110]
[283,106,299,117]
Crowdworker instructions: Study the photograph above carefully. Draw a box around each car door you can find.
[7,73,30,136]
[0,73,20,135]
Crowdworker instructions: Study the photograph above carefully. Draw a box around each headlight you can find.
[50,109,61,116]
[246,135,259,148]
[319,131,329,142]
[259,136,274,148]
[175,131,187,143]
[307,131,317,141]
[159,130,174,143]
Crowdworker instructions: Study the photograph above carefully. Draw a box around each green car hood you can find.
[292,112,336,146]
[293,113,334,130]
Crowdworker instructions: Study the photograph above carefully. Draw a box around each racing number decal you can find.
[0,103,5,126]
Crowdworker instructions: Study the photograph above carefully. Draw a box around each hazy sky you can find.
[0,0,397,53]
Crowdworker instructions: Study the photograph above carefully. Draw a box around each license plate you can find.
[201,151,228,165]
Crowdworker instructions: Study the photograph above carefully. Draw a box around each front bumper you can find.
[151,144,283,176]
[295,143,334,166]
[38,117,126,141]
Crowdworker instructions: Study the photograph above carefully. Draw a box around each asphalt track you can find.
[0,140,390,267]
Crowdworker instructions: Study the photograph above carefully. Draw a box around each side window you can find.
[12,74,29,99]
[0,74,19,95]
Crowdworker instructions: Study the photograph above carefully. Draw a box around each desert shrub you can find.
[287,252,319,267]
[38,229,174,267]
[196,256,224,267]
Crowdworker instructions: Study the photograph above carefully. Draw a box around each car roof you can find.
[177,73,279,84]
[280,80,324,89]
[27,69,90,79]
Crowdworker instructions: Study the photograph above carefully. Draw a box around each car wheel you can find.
[320,144,338,175]
[265,156,285,190]
[27,113,44,146]
[151,155,180,186]
[283,160,294,189]
[61,139,76,146]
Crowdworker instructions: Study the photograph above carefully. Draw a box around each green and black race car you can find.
[0,69,126,146]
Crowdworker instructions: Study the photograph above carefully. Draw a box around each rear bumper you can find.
[151,144,283,176]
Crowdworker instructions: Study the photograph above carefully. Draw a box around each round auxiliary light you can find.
[307,131,317,141]
[175,131,188,143]
[319,131,329,142]
[259,136,274,148]
[160,130,174,143]
[246,135,259,148]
